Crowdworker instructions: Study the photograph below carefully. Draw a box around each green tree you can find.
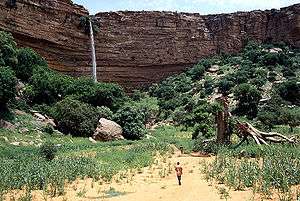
[280,107,300,132]
[0,31,17,68]
[114,105,146,140]
[257,111,277,131]
[0,67,17,107]
[15,48,47,81]
[277,79,300,106]
[234,84,262,119]
[51,98,99,137]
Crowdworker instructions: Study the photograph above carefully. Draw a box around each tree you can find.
[218,78,235,95]
[234,84,262,119]
[15,48,47,81]
[0,31,17,68]
[257,111,277,131]
[114,105,146,140]
[51,98,99,137]
[277,79,300,106]
[280,107,300,132]
[0,67,17,107]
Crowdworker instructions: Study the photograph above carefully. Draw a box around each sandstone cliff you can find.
[0,1,299,90]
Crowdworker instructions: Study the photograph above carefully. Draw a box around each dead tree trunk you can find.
[236,122,296,146]
[216,96,231,144]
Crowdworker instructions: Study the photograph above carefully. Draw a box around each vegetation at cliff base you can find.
[0,30,299,200]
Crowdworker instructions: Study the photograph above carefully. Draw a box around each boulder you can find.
[93,118,124,141]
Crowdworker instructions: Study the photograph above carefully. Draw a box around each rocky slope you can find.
[0,1,299,89]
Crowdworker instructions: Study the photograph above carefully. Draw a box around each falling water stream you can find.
[89,18,97,82]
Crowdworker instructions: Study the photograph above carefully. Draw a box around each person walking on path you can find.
[175,162,183,185]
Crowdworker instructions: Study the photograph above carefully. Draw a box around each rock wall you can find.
[0,1,299,90]
[0,0,90,74]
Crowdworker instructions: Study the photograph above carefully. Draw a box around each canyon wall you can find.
[0,1,299,90]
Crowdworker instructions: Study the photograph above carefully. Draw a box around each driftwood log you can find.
[236,121,296,146]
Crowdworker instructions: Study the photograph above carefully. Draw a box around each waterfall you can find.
[89,18,97,82]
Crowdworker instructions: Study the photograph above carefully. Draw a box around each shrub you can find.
[276,79,300,106]
[25,67,71,104]
[0,31,17,68]
[0,67,17,106]
[114,105,146,140]
[96,106,113,120]
[218,78,235,95]
[14,48,47,81]
[186,64,206,80]
[51,98,99,137]
[234,84,261,118]
[66,77,125,110]
[257,111,277,131]
[39,142,57,161]
[279,107,300,132]
[204,76,214,95]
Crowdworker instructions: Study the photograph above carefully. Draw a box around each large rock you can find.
[93,118,124,141]
[0,1,299,90]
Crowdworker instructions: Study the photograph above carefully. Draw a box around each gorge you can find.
[0,0,299,90]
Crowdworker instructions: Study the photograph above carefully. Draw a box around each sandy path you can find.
[9,151,255,201]
[99,153,253,201]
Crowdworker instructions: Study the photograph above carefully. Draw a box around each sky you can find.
[73,0,300,14]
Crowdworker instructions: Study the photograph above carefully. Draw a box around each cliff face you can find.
[0,0,90,74]
[0,1,299,90]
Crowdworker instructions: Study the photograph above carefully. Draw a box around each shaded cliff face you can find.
[0,0,90,74]
[0,1,299,90]
[94,5,300,89]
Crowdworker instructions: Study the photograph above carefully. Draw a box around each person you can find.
[175,162,183,185]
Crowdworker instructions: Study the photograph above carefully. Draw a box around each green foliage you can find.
[96,106,113,120]
[114,105,146,140]
[257,111,277,131]
[0,67,17,106]
[280,107,300,132]
[24,67,71,104]
[204,76,214,95]
[0,31,17,68]
[51,98,99,137]
[186,64,206,80]
[276,79,300,106]
[66,77,125,110]
[39,142,57,161]
[234,84,262,118]
[218,78,235,95]
[202,145,300,196]
[14,48,47,81]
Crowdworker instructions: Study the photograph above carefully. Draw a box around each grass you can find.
[0,113,191,199]
[201,144,300,200]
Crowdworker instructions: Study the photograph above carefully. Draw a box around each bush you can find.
[51,98,99,137]
[66,77,125,110]
[114,105,146,140]
[14,48,47,81]
[96,106,113,120]
[276,79,300,106]
[25,67,71,104]
[39,142,57,161]
[0,67,17,106]
[0,31,17,68]
[186,64,206,80]
[218,78,235,95]
[234,84,261,118]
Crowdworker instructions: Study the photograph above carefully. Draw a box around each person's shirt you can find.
[175,165,183,176]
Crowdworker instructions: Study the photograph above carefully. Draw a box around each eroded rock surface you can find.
[0,1,299,90]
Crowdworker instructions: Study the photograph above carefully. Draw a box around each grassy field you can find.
[0,113,192,200]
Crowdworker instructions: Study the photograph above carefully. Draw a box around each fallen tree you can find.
[236,121,297,146]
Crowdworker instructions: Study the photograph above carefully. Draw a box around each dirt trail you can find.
[11,150,254,201]
[102,153,253,201]
[43,150,253,201]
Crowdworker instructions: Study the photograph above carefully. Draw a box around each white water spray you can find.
[89,18,97,82]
